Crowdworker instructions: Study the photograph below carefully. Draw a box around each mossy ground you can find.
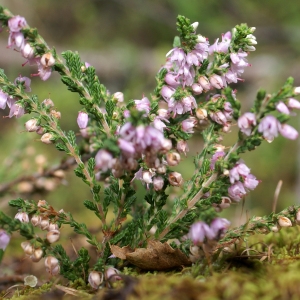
[2,226,300,300]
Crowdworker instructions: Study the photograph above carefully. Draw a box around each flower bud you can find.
[45,256,60,276]
[88,271,103,289]
[196,35,207,43]
[41,133,54,144]
[271,225,280,233]
[153,176,164,191]
[21,241,34,255]
[40,218,50,231]
[191,83,203,95]
[104,267,121,282]
[48,222,59,231]
[0,230,10,250]
[31,215,41,227]
[191,22,199,31]
[142,171,153,184]
[30,248,43,262]
[196,108,208,120]
[46,230,60,243]
[15,212,29,223]
[198,76,211,91]
[209,74,225,89]
[40,52,55,67]
[37,200,48,207]
[36,126,45,135]
[25,119,39,132]
[278,216,292,227]
[42,98,54,108]
[22,43,35,59]
[161,139,172,152]
[166,152,181,166]
[77,111,89,129]
[113,92,124,103]
[168,172,183,187]
[156,165,167,174]
[219,197,231,209]
[50,110,61,119]
[176,140,189,156]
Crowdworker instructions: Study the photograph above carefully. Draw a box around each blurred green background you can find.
[0,0,300,228]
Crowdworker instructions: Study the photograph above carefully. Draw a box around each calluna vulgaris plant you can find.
[0,5,300,290]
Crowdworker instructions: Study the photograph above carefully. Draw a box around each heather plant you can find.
[0,5,300,291]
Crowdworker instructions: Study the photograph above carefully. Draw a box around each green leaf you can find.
[87,158,95,177]
[83,200,98,213]
[9,198,25,208]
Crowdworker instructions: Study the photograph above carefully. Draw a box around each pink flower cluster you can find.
[238,106,299,141]
[228,161,259,202]
[189,217,230,244]
[0,75,31,118]
[7,15,55,81]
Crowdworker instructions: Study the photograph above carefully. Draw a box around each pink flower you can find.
[15,211,29,223]
[210,151,226,170]
[210,74,226,89]
[210,218,230,239]
[153,176,164,191]
[8,15,27,32]
[8,31,25,50]
[0,230,10,250]
[276,101,290,115]
[279,123,299,140]
[161,85,175,101]
[209,31,231,54]
[228,181,247,202]
[229,161,250,184]
[134,97,151,115]
[165,72,180,87]
[9,102,25,118]
[167,95,197,117]
[0,90,8,109]
[238,112,256,136]
[258,115,279,141]
[188,221,214,244]
[77,111,88,129]
[287,98,300,110]
[14,76,31,92]
[95,149,115,172]
[177,140,189,155]
[182,117,197,133]
[243,174,259,190]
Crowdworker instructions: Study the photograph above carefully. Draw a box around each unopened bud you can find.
[40,52,55,67]
[48,222,59,231]
[219,197,231,209]
[156,165,167,174]
[168,172,183,187]
[196,108,208,120]
[209,74,225,89]
[45,256,60,276]
[21,241,34,255]
[191,22,199,31]
[198,76,211,91]
[142,171,153,184]
[53,169,65,179]
[0,230,10,250]
[40,218,50,231]
[104,267,121,282]
[271,225,280,233]
[77,111,88,129]
[42,98,54,108]
[166,152,181,166]
[15,212,29,223]
[161,139,172,152]
[22,43,35,59]
[153,176,164,191]
[50,110,61,119]
[25,119,39,132]
[41,133,54,144]
[88,271,103,289]
[30,248,43,262]
[46,230,60,243]
[37,200,47,207]
[294,87,300,95]
[278,216,292,227]
[36,126,45,135]
[196,35,207,43]
[31,215,41,227]
[113,92,124,103]
[191,83,203,95]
